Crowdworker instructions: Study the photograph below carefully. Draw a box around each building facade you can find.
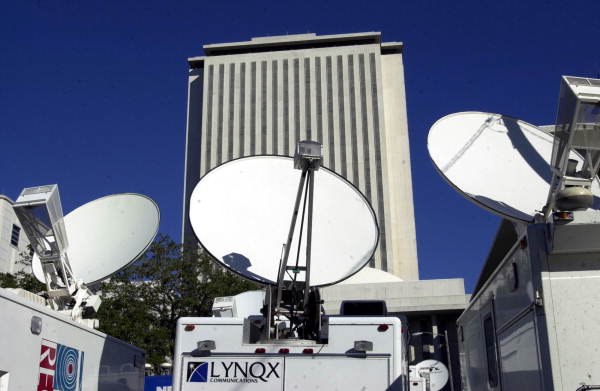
[183,32,418,280]
[0,195,30,274]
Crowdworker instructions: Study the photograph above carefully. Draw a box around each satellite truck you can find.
[173,142,409,390]
[0,185,160,391]
[427,76,600,390]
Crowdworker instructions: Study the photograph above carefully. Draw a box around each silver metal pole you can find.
[275,169,308,316]
[303,169,315,308]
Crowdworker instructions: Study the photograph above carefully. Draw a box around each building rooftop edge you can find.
[0,194,14,204]
[203,31,381,52]
[189,33,402,67]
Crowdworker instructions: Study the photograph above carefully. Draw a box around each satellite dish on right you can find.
[427,111,600,221]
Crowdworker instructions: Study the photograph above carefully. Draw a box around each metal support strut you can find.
[271,140,322,340]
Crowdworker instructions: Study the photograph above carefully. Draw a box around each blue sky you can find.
[1,1,599,292]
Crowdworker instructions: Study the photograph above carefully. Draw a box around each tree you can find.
[0,248,45,292]
[97,235,258,366]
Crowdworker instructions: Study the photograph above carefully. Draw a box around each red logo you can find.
[37,340,57,391]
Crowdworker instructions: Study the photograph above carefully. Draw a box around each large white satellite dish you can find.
[428,111,600,221]
[189,155,379,287]
[32,193,159,284]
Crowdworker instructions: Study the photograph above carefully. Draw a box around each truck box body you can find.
[0,287,144,390]
[173,316,408,390]
[457,213,600,390]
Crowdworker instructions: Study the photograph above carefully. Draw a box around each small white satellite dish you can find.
[189,155,379,286]
[428,111,600,221]
[32,193,159,284]
[413,359,449,391]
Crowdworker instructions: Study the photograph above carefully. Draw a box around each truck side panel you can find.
[542,252,600,389]
[285,355,391,390]
[173,316,405,390]
[496,311,543,390]
[457,226,547,391]
[0,288,144,391]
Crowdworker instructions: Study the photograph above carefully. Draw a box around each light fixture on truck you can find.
[191,340,215,357]
[553,211,574,223]
[353,340,373,352]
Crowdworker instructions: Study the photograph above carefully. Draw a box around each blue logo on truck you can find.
[187,362,208,382]
[37,339,85,391]
[185,360,281,384]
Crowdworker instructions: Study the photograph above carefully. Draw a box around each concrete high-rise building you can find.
[182,32,418,280]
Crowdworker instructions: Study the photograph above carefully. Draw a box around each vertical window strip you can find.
[337,55,347,178]
[359,54,371,200]
[217,64,225,165]
[205,64,214,172]
[369,52,387,271]
[272,60,278,155]
[294,58,300,143]
[283,59,289,155]
[304,57,311,140]
[250,62,257,155]
[347,55,359,186]
[326,56,335,171]
[315,57,323,144]
[239,63,246,157]
[10,224,20,246]
[228,63,235,160]
[261,60,267,153]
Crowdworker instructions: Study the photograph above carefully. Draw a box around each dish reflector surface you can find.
[32,193,159,284]
[428,112,600,221]
[189,156,379,286]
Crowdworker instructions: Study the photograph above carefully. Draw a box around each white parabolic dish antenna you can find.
[428,111,600,221]
[413,360,449,391]
[32,193,159,284]
[189,156,379,286]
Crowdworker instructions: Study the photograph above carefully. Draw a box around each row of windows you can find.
[10,224,20,247]
[202,51,388,270]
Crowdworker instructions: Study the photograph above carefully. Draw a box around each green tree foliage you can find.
[97,235,258,366]
[0,248,46,292]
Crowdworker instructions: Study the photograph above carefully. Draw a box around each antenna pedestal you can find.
[270,141,323,341]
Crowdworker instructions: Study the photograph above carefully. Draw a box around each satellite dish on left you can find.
[13,185,159,327]
[31,193,160,285]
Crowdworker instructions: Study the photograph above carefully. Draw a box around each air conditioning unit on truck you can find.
[176,142,410,390]
[427,76,600,390]
[0,185,159,391]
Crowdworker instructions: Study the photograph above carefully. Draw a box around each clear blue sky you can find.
[1,1,599,292]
